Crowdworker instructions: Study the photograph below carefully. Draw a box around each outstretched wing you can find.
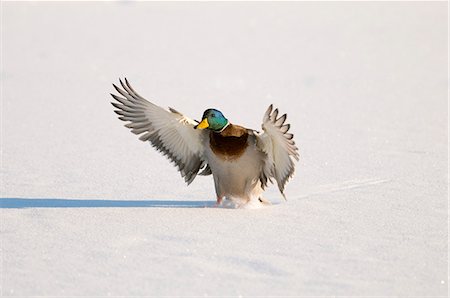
[255,105,299,198]
[110,78,208,184]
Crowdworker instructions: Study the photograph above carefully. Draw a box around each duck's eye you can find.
[211,114,216,117]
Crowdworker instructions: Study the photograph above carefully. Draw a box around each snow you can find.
[1,1,448,296]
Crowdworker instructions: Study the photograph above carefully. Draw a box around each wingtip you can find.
[263,104,274,122]
[119,78,126,89]
[112,84,120,93]
[113,77,131,92]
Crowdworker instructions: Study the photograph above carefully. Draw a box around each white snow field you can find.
[1,2,448,297]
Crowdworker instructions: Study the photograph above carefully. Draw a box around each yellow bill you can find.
[195,118,209,129]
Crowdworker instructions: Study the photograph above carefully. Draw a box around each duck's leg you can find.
[214,195,223,207]
[213,175,224,207]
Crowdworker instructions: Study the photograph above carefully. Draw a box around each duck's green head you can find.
[194,109,229,132]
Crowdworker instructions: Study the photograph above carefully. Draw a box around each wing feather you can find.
[110,78,210,184]
[256,104,299,199]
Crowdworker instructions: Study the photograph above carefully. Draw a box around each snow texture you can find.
[1,2,448,297]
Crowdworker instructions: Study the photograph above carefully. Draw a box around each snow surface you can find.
[1,2,448,296]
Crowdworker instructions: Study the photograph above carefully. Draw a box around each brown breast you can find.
[209,124,249,160]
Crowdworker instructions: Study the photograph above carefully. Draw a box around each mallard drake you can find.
[111,79,299,207]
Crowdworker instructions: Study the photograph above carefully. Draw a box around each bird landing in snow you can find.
[111,78,299,208]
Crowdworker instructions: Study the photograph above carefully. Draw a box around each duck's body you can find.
[205,124,266,206]
[111,79,299,208]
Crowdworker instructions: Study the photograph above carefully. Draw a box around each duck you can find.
[110,78,299,208]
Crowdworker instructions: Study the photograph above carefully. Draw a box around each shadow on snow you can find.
[0,198,214,209]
